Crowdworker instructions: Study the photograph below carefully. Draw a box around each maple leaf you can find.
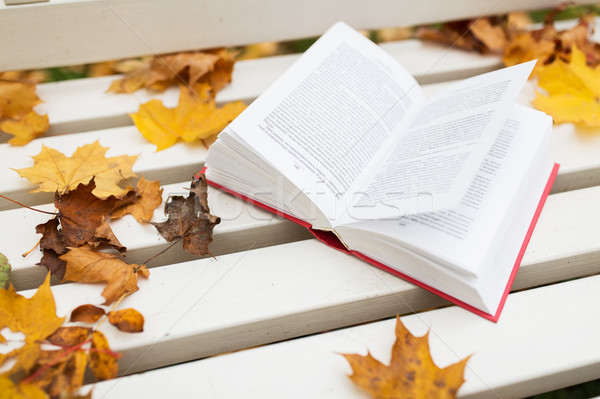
[110,177,163,222]
[1,111,49,146]
[14,141,138,198]
[532,44,600,126]
[70,304,106,324]
[152,174,220,256]
[342,317,470,399]
[0,79,41,119]
[108,308,144,333]
[129,83,246,151]
[0,273,64,344]
[88,331,118,381]
[108,49,235,94]
[0,375,48,399]
[60,245,149,305]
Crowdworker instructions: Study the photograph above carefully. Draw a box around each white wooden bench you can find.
[1,0,600,397]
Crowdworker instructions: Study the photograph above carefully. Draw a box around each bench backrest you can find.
[0,0,593,71]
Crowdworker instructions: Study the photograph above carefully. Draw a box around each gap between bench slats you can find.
[87,274,600,399]
[13,184,600,376]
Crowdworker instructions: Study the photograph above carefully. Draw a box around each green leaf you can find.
[0,252,11,289]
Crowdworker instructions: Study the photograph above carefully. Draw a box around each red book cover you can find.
[199,163,559,322]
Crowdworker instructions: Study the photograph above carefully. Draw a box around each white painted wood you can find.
[88,274,600,398]
[1,0,594,71]
[2,182,310,291]
[8,185,599,376]
[4,0,48,5]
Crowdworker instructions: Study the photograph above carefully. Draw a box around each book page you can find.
[223,22,425,228]
[336,105,552,275]
[344,61,535,222]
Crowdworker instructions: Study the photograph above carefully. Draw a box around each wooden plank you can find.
[0,0,594,71]
[1,181,310,291]
[12,185,600,375]
[87,274,600,398]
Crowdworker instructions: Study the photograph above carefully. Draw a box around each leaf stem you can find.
[0,193,57,216]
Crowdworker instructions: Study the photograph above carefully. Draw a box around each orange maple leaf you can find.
[108,49,235,94]
[110,177,164,222]
[342,317,470,399]
[129,83,246,151]
[0,79,49,145]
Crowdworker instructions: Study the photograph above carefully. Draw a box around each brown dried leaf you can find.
[70,304,106,324]
[60,245,149,305]
[46,326,91,347]
[152,175,220,256]
[108,308,144,333]
[342,317,470,399]
[110,177,163,222]
[88,331,118,381]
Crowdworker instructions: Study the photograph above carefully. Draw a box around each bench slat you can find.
[1,0,592,71]
[87,274,600,398]
[12,184,600,376]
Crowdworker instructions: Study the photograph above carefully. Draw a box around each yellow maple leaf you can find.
[110,177,164,222]
[0,273,64,344]
[0,375,48,399]
[14,141,138,198]
[533,45,600,126]
[342,317,470,399]
[130,83,246,151]
[1,111,49,146]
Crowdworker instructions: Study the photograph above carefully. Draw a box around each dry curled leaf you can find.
[60,245,149,305]
[46,326,91,347]
[152,174,220,256]
[70,304,106,324]
[108,49,235,94]
[129,83,246,151]
[14,141,138,198]
[342,317,470,399]
[108,308,144,333]
[88,330,119,381]
[110,177,163,222]
[533,44,600,126]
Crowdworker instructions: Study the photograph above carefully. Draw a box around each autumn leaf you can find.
[1,111,49,146]
[108,308,144,333]
[108,49,235,94]
[152,174,220,256]
[60,245,149,305]
[342,317,470,399]
[0,251,11,289]
[0,79,50,145]
[70,304,106,324]
[0,79,41,119]
[129,83,246,151]
[46,327,92,347]
[110,177,163,222]
[0,375,48,399]
[88,331,118,381]
[14,141,138,198]
[0,273,64,343]
[533,44,600,126]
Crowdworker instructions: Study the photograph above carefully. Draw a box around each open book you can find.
[204,22,558,321]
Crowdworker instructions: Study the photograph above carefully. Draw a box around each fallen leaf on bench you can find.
[342,316,470,399]
[533,44,600,126]
[0,375,48,399]
[70,304,106,323]
[88,330,119,381]
[110,177,163,223]
[60,245,149,305]
[108,49,235,95]
[108,308,144,333]
[0,79,49,145]
[130,83,246,151]
[152,174,220,256]
[14,141,138,198]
